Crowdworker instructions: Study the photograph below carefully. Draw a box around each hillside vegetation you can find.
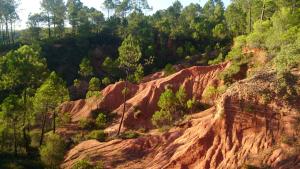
[0,0,299,168]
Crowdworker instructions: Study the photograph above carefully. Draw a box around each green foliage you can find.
[176,47,184,58]
[34,72,69,111]
[95,113,107,129]
[39,133,66,168]
[219,62,243,85]
[186,97,197,113]
[0,45,48,91]
[275,72,298,101]
[213,23,228,40]
[73,79,81,88]
[152,85,192,128]
[72,159,104,169]
[203,85,227,101]
[246,20,272,48]
[208,53,224,65]
[79,57,94,78]
[163,64,176,76]
[151,110,173,128]
[102,57,119,75]
[118,34,142,72]
[274,35,300,74]
[88,77,101,91]
[225,3,246,36]
[119,130,140,139]
[86,130,107,142]
[72,159,94,169]
[86,91,102,99]
[102,77,111,86]
[157,88,177,113]
[175,85,187,109]
[79,119,95,130]
[29,129,41,148]
[57,112,72,127]
[133,64,144,83]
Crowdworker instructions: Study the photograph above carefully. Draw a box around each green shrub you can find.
[79,119,95,129]
[95,113,107,129]
[176,85,188,109]
[163,64,176,76]
[72,159,104,169]
[152,86,191,128]
[72,133,86,144]
[176,46,184,57]
[158,126,171,132]
[208,53,224,65]
[186,97,197,113]
[274,43,300,74]
[57,112,71,127]
[275,72,298,101]
[40,133,66,168]
[151,110,173,128]
[246,20,272,48]
[102,77,111,86]
[29,129,40,148]
[3,163,24,169]
[86,130,107,142]
[119,131,139,139]
[157,88,177,113]
[218,63,242,85]
[203,85,227,101]
[72,159,94,169]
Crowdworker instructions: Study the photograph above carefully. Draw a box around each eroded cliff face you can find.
[62,70,300,169]
[60,63,229,132]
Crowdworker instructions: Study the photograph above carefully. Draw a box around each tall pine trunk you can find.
[40,110,47,146]
[10,20,14,44]
[117,72,128,136]
[22,90,30,154]
[13,120,17,157]
[53,111,56,133]
[47,13,51,38]
[260,1,265,20]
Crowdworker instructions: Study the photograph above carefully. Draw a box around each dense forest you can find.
[0,0,299,168]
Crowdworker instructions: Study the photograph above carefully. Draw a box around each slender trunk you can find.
[117,72,128,136]
[10,20,14,44]
[13,120,17,157]
[53,16,56,38]
[260,1,265,20]
[22,90,30,154]
[249,4,252,33]
[5,18,10,44]
[53,111,56,133]
[107,9,110,18]
[40,110,47,146]
[1,24,4,45]
[48,13,51,38]
[292,0,296,14]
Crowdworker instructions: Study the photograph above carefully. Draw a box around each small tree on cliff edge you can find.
[117,34,142,136]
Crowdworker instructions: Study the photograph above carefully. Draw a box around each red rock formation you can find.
[62,71,300,169]
[60,63,229,131]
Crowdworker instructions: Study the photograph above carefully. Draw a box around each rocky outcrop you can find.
[62,71,300,169]
[60,63,229,131]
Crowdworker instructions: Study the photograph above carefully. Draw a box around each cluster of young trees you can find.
[0,45,70,168]
[151,85,197,129]
[0,0,299,168]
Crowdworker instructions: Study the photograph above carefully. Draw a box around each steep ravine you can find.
[61,69,300,169]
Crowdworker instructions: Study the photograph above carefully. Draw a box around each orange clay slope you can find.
[62,70,300,169]
[60,62,229,131]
